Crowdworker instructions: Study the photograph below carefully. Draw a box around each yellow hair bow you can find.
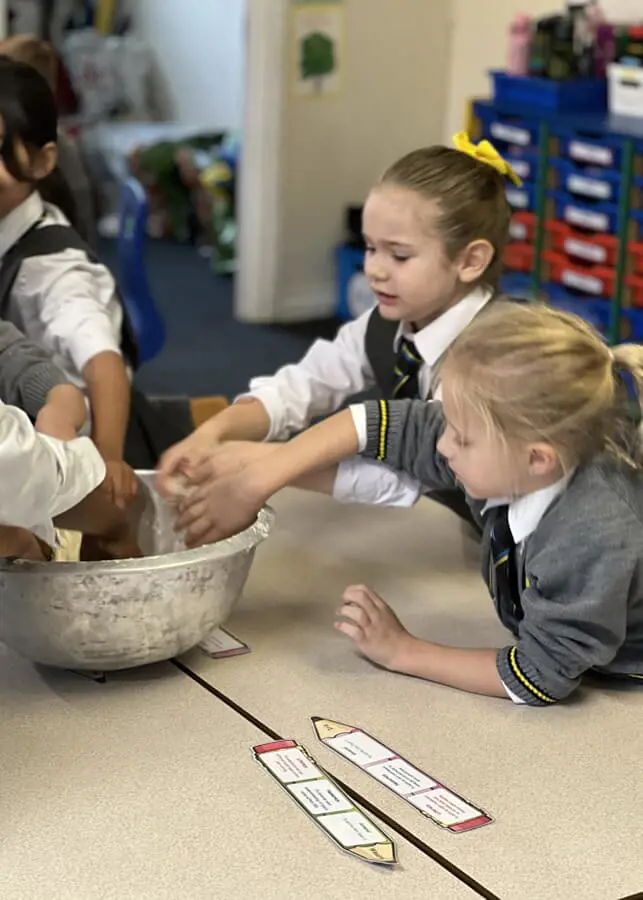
[452,132,523,187]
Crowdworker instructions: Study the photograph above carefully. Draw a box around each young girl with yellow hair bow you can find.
[158,135,519,530]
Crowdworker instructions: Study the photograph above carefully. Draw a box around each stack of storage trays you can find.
[474,104,539,298]
[542,125,625,336]
[625,141,643,339]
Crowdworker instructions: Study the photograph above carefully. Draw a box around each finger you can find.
[334,620,366,644]
[337,601,374,630]
[343,583,387,611]
[175,499,210,532]
[184,520,224,549]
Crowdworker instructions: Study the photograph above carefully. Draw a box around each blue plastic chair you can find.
[117,177,166,365]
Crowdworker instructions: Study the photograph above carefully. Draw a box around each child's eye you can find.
[364,244,375,254]
[392,254,410,263]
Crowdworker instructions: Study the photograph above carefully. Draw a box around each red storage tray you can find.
[508,212,536,243]
[628,241,643,277]
[542,251,616,298]
[503,242,534,273]
[624,274,643,309]
[544,220,619,267]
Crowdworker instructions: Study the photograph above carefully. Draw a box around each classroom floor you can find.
[99,239,338,400]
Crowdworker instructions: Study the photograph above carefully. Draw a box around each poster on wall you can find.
[291,2,344,98]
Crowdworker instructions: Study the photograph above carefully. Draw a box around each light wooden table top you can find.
[180,489,643,900]
[1,642,475,900]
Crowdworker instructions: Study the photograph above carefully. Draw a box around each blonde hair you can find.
[441,301,643,470]
[0,34,57,88]
[379,146,511,289]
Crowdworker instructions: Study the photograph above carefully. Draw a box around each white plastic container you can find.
[608,63,643,119]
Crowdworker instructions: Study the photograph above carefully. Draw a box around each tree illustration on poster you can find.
[292,2,343,97]
[300,30,335,92]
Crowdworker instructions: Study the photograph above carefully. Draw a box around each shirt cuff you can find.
[349,404,367,452]
[332,457,423,506]
[70,330,122,375]
[44,435,107,519]
[496,646,561,707]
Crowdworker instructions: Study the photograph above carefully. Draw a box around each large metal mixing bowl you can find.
[0,472,274,670]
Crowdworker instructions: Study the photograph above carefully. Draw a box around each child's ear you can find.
[457,239,495,285]
[31,141,57,180]
[528,443,560,478]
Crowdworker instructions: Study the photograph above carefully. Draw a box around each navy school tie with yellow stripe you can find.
[491,505,523,629]
[393,337,423,399]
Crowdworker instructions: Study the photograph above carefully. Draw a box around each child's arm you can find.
[31,262,137,507]
[175,400,452,547]
[335,585,506,698]
[83,349,137,507]
[0,319,83,423]
[157,312,375,489]
[35,383,87,440]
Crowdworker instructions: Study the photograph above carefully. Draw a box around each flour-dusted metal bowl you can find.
[0,472,273,670]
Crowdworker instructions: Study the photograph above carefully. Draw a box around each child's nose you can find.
[364,254,388,283]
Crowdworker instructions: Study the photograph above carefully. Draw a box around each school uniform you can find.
[0,317,69,419]
[0,192,123,392]
[245,287,492,507]
[0,402,105,548]
[0,192,193,468]
[353,397,643,705]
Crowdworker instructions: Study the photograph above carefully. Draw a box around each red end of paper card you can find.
[448,814,493,833]
[253,740,298,755]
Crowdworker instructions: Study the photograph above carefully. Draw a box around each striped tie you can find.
[393,337,423,399]
[490,505,523,630]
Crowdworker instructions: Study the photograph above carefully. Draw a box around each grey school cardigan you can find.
[0,319,67,417]
[361,398,643,706]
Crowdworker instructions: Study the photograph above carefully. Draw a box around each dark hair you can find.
[0,55,78,228]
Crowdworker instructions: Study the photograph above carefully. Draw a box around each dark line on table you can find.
[173,658,502,900]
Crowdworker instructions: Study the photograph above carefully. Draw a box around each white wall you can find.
[240,0,453,322]
[133,0,245,130]
[445,0,643,140]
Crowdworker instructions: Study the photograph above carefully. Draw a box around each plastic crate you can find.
[549,158,621,204]
[542,250,616,299]
[474,105,539,148]
[492,70,608,114]
[509,211,537,243]
[503,148,540,182]
[506,182,536,212]
[544,220,619,266]
[629,210,643,241]
[627,241,643,276]
[503,242,534,273]
[544,287,643,342]
[549,124,623,170]
[499,271,535,299]
[624,274,643,309]
[550,191,620,235]
[335,244,375,321]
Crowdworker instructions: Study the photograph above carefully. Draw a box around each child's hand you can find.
[157,432,220,499]
[103,460,138,510]
[335,585,414,670]
[81,525,142,562]
[175,470,265,548]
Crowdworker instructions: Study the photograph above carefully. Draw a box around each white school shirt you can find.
[0,402,106,547]
[0,192,124,392]
[244,287,492,506]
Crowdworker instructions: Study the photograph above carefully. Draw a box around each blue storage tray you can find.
[549,191,619,234]
[549,158,621,203]
[499,272,535,299]
[335,244,376,321]
[506,182,536,212]
[544,288,643,342]
[474,104,539,148]
[549,124,623,170]
[491,71,608,114]
[504,148,540,183]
